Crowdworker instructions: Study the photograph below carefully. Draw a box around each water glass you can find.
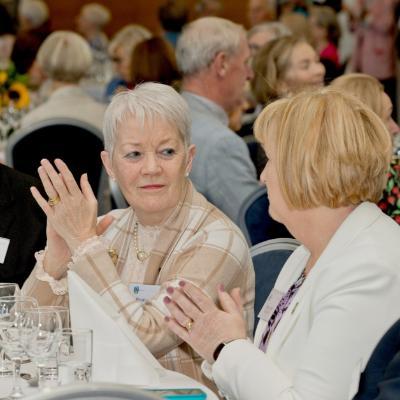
[20,307,62,391]
[32,306,69,389]
[0,283,20,376]
[0,296,38,399]
[58,329,93,385]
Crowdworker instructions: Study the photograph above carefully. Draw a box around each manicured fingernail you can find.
[164,316,170,322]
[218,284,225,292]
[179,281,186,287]
[163,296,171,304]
[166,287,174,295]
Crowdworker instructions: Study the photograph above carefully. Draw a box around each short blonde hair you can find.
[37,31,92,83]
[108,24,152,58]
[331,73,385,119]
[251,36,305,104]
[254,88,392,209]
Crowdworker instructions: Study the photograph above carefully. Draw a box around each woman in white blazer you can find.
[163,88,400,400]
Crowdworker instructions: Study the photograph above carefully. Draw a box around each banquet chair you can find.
[251,238,300,333]
[5,118,109,212]
[237,186,292,246]
[26,383,160,400]
[353,319,400,400]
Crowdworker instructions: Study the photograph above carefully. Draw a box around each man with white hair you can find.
[176,17,261,224]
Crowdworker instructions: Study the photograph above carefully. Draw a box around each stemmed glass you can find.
[20,307,63,390]
[0,283,20,377]
[0,296,38,399]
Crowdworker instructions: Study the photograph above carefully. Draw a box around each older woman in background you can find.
[164,88,400,400]
[22,82,254,387]
[331,73,400,223]
[331,73,399,138]
[20,31,106,131]
[251,36,325,105]
[105,24,152,99]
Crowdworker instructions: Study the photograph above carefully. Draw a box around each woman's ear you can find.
[185,144,196,176]
[100,150,115,180]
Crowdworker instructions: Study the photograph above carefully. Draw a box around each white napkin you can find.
[68,271,163,385]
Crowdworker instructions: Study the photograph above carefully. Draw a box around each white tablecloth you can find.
[0,366,218,399]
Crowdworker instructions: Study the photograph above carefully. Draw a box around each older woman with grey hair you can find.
[20,30,106,131]
[22,82,254,387]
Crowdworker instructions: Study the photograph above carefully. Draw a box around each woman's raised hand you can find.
[30,159,98,253]
[164,281,247,364]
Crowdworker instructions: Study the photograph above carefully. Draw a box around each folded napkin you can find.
[68,271,163,385]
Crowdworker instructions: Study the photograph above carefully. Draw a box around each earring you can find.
[185,172,189,177]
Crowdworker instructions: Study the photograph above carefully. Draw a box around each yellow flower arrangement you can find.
[0,63,30,110]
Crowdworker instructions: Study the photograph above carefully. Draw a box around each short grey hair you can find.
[80,3,111,28]
[37,31,92,83]
[176,16,246,76]
[108,24,152,58]
[19,0,49,28]
[103,83,191,155]
[248,21,291,40]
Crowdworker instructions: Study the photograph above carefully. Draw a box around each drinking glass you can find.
[20,307,62,390]
[58,329,93,385]
[0,283,20,376]
[0,296,38,399]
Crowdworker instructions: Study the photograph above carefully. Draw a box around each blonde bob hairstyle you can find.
[254,87,392,209]
[331,73,385,120]
[37,31,92,83]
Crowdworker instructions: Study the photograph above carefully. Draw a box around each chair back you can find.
[6,118,105,197]
[353,319,400,400]
[237,186,292,246]
[251,238,300,333]
[26,383,160,400]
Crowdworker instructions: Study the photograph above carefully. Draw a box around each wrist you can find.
[213,339,240,362]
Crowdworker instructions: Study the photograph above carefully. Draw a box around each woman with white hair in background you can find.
[105,24,152,100]
[11,0,51,75]
[76,2,111,55]
[20,30,106,131]
[76,3,112,85]
[22,82,254,388]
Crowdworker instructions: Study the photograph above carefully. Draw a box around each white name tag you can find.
[0,237,10,264]
[258,288,284,322]
[129,284,161,302]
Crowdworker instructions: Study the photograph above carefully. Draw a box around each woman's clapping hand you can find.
[30,158,98,253]
[164,281,247,364]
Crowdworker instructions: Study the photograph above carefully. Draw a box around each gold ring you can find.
[48,196,60,206]
[185,319,193,333]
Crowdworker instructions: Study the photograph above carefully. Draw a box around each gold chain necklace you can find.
[133,222,150,262]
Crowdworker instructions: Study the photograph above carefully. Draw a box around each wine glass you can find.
[20,307,63,390]
[0,283,20,298]
[0,283,20,376]
[0,296,38,399]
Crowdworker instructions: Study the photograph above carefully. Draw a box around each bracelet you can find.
[213,342,225,362]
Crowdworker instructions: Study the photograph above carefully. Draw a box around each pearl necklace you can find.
[133,222,150,262]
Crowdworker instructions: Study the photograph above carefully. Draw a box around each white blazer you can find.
[210,202,400,400]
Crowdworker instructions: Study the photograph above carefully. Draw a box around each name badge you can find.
[258,288,284,322]
[0,237,10,264]
[129,283,161,302]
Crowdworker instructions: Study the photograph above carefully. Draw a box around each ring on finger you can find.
[48,196,60,207]
[185,319,193,333]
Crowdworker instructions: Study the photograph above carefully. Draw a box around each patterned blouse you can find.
[259,269,306,352]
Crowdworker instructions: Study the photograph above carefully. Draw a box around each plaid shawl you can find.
[23,182,255,388]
